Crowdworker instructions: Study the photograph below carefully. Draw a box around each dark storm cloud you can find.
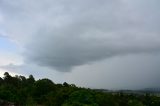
[1,0,160,72]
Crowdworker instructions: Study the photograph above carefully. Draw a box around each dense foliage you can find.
[0,72,159,106]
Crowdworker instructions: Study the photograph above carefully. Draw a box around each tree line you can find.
[0,72,159,106]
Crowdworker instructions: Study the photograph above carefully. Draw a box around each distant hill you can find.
[142,88,160,93]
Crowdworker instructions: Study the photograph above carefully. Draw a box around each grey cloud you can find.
[0,63,22,72]
[63,53,160,89]
[1,0,160,72]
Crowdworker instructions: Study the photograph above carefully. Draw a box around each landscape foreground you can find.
[0,72,160,106]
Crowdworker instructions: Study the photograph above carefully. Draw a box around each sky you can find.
[0,0,160,90]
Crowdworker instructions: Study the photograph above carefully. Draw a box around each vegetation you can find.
[0,72,159,106]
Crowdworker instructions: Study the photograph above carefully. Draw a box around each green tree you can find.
[27,75,35,85]
[128,100,144,106]
[32,79,55,104]
[63,90,98,106]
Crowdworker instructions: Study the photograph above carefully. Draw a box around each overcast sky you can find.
[0,0,160,90]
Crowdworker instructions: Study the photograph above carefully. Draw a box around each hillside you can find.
[0,72,160,106]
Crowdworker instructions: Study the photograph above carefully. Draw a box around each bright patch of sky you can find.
[0,36,23,76]
[0,36,20,63]
[0,68,20,78]
[0,37,18,52]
